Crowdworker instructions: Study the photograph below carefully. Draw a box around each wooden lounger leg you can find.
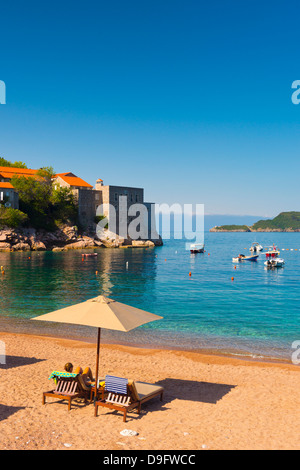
[123,409,127,423]
[94,404,98,417]
[42,394,46,405]
[68,398,71,411]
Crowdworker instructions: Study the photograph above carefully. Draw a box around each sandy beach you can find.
[0,331,300,451]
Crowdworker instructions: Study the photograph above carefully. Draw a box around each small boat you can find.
[232,254,259,262]
[265,246,280,259]
[264,258,285,268]
[250,242,263,252]
[190,243,205,254]
[81,253,98,257]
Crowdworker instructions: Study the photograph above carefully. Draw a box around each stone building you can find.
[0,166,38,209]
[53,173,160,243]
[52,172,98,229]
[0,182,19,209]
[0,166,160,243]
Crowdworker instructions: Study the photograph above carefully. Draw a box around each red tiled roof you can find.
[0,167,93,189]
[0,182,14,189]
[0,166,41,184]
[0,166,39,176]
[0,172,41,180]
[55,173,93,188]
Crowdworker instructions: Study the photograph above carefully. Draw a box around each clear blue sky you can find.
[1,0,300,217]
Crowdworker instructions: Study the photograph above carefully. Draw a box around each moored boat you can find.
[265,246,280,258]
[250,242,263,252]
[264,258,285,268]
[190,243,205,254]
[232,254,259,262]
[81,253,98,257]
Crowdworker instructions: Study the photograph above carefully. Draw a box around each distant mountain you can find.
[205,214,266,230]
[252,212,300,231]
[210,212,300,232]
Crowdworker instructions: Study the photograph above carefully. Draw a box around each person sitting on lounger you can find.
[64,362,95,387]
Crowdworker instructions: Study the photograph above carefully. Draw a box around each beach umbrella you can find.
[31,295,163,401]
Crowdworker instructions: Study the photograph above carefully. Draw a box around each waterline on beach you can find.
[0,231,299,362]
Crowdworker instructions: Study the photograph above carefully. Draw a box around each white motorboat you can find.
[250,242,263,252]
[264,258,285,268]
[190,243,205,254]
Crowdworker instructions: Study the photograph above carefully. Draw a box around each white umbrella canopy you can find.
[31,295,163,400]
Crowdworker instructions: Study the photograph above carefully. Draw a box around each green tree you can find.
[10,167,79,229]
[51,185,78,225]
[0,207,28,228]
[0,157,27,168]
[11,172,54,229]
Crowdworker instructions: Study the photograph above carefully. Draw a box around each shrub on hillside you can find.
[0,207,28,228]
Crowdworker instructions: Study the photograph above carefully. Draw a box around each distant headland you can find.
[210,212,300,232]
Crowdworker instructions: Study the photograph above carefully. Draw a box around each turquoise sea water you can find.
[0,232,299,361]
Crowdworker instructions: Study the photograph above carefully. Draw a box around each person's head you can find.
[64,362,73,372]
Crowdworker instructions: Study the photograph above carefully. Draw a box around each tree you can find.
[51,185,78,225]
[10,174,53,229]
[0,157,27,168]
[10,167,79,229]
[0,207,28,228]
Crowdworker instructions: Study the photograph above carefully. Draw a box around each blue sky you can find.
[0,0,300,217]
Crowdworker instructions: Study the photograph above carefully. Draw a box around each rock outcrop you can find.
[0,225,163,251]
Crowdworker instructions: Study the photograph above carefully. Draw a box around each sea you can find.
[0,231,299,363]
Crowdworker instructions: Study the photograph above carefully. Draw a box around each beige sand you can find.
[0,331,300,450]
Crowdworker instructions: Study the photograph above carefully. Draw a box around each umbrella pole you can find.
[94,327,101,405]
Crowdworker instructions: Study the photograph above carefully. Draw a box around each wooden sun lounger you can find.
[43,374,92,411]
[94,376,164,422]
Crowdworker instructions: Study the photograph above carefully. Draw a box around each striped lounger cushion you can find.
[105,375,128,395]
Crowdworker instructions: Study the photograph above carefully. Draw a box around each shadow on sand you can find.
[157,378,236,404]
[98,378,236,422]
[0,355,45,369]
[0,404,26,421]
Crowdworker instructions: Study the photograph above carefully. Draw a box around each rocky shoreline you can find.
[210,227,300,232]
[0,226,163,252]
[210,227,250,232]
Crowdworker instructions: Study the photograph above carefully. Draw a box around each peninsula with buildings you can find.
[0,159,162,251]
[210,212,300,232]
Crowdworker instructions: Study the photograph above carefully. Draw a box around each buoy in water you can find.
[189,272,192,276]
[231,277,234,281]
